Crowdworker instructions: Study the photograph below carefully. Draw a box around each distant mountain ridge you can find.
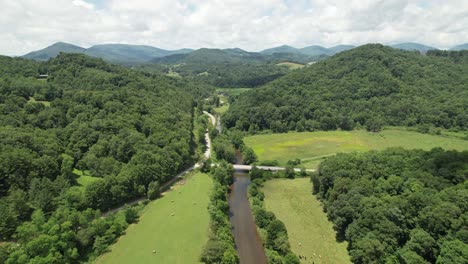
[450,43,468,51]
[390,42,437,53]
[22,42,86,61]
[260,44,355,56]
[22,42,193,64]
[22,42,468,65]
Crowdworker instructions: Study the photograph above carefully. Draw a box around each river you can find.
[228,151,268,264]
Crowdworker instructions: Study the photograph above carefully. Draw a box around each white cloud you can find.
[0,0,467,56]
[72,0,94,10]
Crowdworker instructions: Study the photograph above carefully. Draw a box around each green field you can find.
[276,61,305,70]
[245,129,468,168]
[213,93,229,114]
[263,178,351,264]
[216,88,252,96]
[96,172,213,264]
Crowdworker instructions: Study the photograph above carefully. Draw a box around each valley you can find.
[1,40,467,264]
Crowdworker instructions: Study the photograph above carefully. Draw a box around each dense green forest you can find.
[311,148,468,263]
[0,54,212,263]
[223,45,468,132]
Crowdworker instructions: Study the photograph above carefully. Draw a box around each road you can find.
[202,111,215,160]
[203,111,216,126]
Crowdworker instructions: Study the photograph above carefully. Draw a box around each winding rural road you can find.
[203,110,216,127]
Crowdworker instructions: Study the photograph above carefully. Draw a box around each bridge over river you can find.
[233,164,316,172]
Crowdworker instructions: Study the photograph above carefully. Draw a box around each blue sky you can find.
[86,0,105,9]
[0,0,467,55]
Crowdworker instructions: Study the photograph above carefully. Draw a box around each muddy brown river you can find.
[228,150,267,263]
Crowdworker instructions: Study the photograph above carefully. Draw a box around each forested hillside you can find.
[312,148,468,263]
[261,44,355,56]
[223,44,468,132]
[146,48,324,87]
[0,54,212,263]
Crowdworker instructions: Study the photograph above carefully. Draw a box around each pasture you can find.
[276,61,305,70]
[96,172,212,264]
[263,178,351,264]
[245,129,468,168]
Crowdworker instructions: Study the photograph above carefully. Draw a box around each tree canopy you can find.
[312,148,468,263]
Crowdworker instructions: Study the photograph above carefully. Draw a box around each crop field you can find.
[263,178,351,264]
[96,172,213,264]
[245,129,468,168]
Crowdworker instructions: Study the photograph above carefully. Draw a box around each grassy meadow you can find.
[216,87,252,96]
[245,129,468,168]
[263,178,351,264]
[96,172,212,264]
[276,61,305,70]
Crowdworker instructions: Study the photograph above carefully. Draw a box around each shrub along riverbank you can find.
[200,162,239,264]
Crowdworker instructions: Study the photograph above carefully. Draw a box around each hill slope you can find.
[390,42,437,53]
[261,44,355,56]
[22,42,192,64]
[224,44,468,132]
[84,44,192,64]
[450,43,468,51]
[260,45,300,55]
[22,42,86,60]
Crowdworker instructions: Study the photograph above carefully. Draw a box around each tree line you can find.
[200,162,239,263]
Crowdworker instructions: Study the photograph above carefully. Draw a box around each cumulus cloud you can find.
[0,0,467,56]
